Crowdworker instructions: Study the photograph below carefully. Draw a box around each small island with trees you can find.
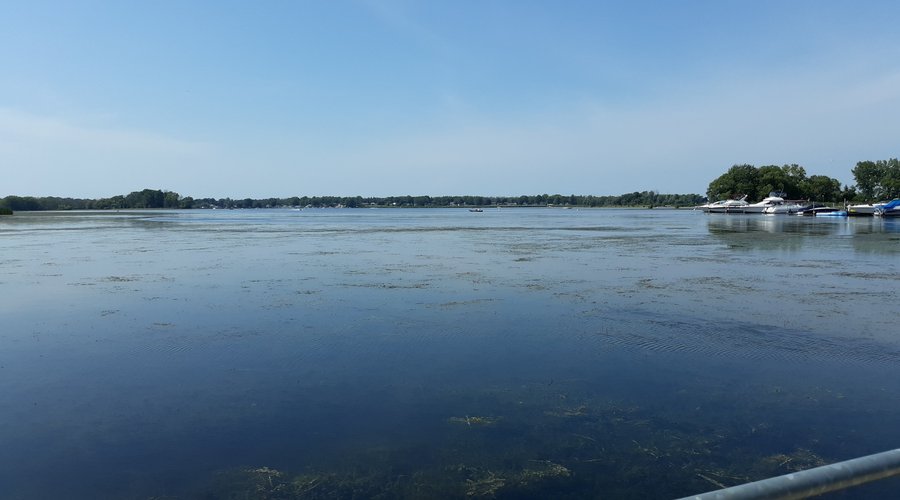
[706,159,899,203]
[2,159,897,213]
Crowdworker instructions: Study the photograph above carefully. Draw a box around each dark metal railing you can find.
[678,448,900,500]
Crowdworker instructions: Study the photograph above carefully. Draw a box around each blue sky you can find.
[3,1,899,198]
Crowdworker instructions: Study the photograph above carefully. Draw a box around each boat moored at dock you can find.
[701,192,810,215]
[874,199,900,217]
[741,194,788,213]
[700,195,750,213]
[763,202,806,215]
[796,206,847,217]
[847,201,887,216]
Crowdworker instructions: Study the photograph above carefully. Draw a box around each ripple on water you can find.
[594,310,900,366]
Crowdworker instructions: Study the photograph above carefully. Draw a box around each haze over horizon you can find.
[3,1,899,199]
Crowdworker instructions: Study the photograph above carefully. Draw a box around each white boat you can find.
[695,200,723,212]
[848,201,888,216]
[742,195,787,214]
[704,195,749,213]
[763,202,806,215]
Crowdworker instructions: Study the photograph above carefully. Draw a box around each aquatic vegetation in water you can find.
[459,461,570,497]
[204,460,573,500]
[759,448,828,473]
[544,404,590,417]
[517,460,571,485]
[207,467,390,499]
[208,466,292,499]
[461,468,506,497]
[186,381,846,499]
[448,415,500,427]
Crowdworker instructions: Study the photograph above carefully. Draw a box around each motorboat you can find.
[815,210,849,217]
[796,206,847,217]
[847,202,886,216]
[695,200,724,212]
[468,208,484,213]
[847,203,883,216]
[763,202,806,215]
[874,199,900,217]
[704,195,750,213]
[742,194,788,214]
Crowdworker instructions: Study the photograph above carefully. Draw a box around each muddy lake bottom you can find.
[1,208,899,499]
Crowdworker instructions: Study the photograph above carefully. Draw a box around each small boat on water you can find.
[874,199,900,217]
[701,195,749,213]
[469,208,484,213]
[847,201,887,216]
[742,197,781,214]
[742,192,791,214]
[694,200,723,212]
[763,202,806,215]
[796,205,847,217]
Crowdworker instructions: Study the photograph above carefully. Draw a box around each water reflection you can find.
[705,214,900,253]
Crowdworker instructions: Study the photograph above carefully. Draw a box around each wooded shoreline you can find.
[0,191,704,211]
[4,158,896,213]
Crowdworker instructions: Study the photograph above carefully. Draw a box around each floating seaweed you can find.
[448,415,500,427]
[187,380,853,499]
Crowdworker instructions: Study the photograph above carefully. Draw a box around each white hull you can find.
[702,194,801,215]
[763,203,806,215]
[847,203,886,216]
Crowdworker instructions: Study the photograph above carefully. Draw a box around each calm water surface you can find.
[1,208,899,499]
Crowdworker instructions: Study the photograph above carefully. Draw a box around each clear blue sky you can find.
[3,0,899,198]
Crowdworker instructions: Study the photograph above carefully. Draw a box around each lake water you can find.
[1,208,899,499]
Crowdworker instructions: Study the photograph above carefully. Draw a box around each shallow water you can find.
[1,208,898,498]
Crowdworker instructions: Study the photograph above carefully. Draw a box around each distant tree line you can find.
[706,159,900,202]
[0,189,704,211]
[0,189,194,211]
[4,158,895,212]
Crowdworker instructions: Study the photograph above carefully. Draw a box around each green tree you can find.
[801,175,842,202]
[707,164,759,200]
[163,191,181,208]
[840,185,858,202]
[125,189,164,208]
[1,196,42,211]
[755,165,784,199]
[851,159,900,200]
[877,158,899,199]
[852,161,885,200]
[756,164,807,199]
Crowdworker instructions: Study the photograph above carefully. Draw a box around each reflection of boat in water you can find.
[705,215,898,253]
[874,199,900,217]
[706,216,832,250]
